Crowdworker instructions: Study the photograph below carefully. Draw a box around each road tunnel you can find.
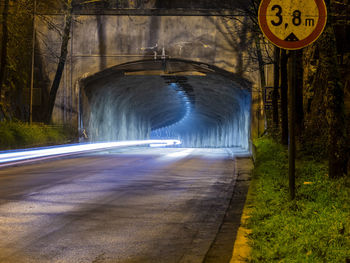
[79,59,251,149]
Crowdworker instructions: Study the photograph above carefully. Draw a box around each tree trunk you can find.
[46,0,72,123]
[319,25,346,178]
[319,0,347,178]
[255,36,266,133]
[272,46,280,129]
[280,49,288,145]
[0,0,9,114]
[295,49,304,136]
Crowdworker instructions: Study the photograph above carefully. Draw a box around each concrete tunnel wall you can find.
[80,59,251,148]
[34,13,259,129]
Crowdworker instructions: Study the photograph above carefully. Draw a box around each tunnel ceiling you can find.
[83,59,251,91]
[81,59,251,148]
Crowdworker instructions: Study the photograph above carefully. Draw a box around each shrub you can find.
[0,121,75,150]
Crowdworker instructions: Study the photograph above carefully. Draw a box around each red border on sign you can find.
[258,0,327,50]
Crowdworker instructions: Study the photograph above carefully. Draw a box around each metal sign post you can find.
[288,50,297,200]
[258,0,327,200]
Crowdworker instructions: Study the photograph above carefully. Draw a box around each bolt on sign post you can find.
[258,0,327,200]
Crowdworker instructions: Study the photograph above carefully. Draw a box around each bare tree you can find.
[45,0,73,123]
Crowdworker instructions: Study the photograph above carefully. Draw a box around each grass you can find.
[247,137,350,262]
[0,121,76,150]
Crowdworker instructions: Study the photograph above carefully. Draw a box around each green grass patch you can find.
[247,137,350,262]
[0,121,76,150]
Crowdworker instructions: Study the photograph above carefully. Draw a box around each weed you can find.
[248,138,350,262]
[0,121,76,150]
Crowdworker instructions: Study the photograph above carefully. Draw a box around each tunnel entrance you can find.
[79,59,251,149]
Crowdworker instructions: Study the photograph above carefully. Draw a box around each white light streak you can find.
[0,140,181,166]
[164,149,193,158]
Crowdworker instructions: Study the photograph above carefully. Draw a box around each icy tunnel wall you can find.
[150,76,251,148]
[82,72,251,149]
[85,76,185,141]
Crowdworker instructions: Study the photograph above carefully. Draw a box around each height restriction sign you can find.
[258,0,327,50]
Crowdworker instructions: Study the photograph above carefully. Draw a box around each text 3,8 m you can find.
[271,5,315,27]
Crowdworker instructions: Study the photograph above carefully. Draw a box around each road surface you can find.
[0,147,243,263]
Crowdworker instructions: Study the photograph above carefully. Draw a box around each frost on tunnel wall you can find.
[89,96,151,141]
[84,74,251,149]
[86,76,184,141]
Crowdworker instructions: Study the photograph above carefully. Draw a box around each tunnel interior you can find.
[80,59,251,149]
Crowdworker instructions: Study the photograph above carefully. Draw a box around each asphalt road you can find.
[0,147,241,263]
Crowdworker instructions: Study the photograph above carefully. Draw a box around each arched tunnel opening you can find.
[79,59,251,149]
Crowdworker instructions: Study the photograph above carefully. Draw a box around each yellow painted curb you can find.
[230,175,254,263]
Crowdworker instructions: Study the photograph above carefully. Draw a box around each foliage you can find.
[0,121,74,149]
[299,123,328,161]
[0,0,34,120]
[0,0,68,122]
[248,137,350,262]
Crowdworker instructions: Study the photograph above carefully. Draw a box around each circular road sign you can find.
[258,0,327,50]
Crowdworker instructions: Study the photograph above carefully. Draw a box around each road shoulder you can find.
[203,157,253,263]
[230,158,255,262]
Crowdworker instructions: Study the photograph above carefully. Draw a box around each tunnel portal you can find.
[80,59,251,149]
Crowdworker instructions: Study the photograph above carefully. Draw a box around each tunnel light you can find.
[0,140,182,166]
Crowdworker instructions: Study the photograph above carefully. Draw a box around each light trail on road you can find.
[0,140,181,166]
